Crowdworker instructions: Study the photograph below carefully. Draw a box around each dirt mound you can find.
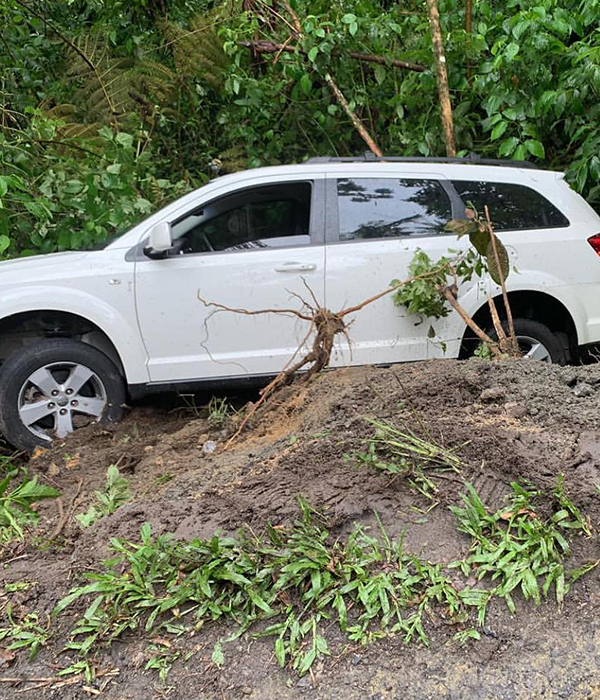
[2,358,600,699]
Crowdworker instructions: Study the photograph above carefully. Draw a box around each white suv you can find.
[1,155,600,450]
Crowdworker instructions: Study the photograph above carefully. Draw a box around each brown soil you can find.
[2,358,600,700]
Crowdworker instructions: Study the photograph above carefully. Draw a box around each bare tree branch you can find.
[238,40,427,72]
[484,205,519,356]
[323,73,383,157]
[426,0,456,157]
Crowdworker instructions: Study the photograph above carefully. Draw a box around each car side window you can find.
[171,182,312,254]
[452,181,570,231]
[336,178,451,241]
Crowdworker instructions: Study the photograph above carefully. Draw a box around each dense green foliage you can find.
[1,0,599,257]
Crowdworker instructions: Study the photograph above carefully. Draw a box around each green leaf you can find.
[0,235,10,255]
[525,139,545,159]
[349,22,358,36]
[505,42,520,60]
[63,180,84,194]
[342,13,356,23]
[374,65,386,85]
[445,218,478,238]
[469,228,490,255]
[0,177,7,198]
[298,648,317,676]
[498,136,519,157]
[513,144,527,161]
[275,636,286,667]
[115,132,134,149]
[486,236,510,284]
[491,121,508,141]
[211,641,224,667]
[299,73,312,96]
[308,47,318,63]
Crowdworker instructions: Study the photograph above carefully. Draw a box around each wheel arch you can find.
[459,290,579,360]
[0,310,126,376]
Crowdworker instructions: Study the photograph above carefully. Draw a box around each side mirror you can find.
[144,222,173,259]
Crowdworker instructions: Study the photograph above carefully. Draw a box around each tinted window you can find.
[337,178,451,241]
[452,181,569,231]
[172,182,312,254]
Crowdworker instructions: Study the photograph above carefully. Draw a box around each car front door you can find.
[324,171,464,367]
[134,176,325,383]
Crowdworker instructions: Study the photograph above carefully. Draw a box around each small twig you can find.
[1,677,56,684]
[238,40,427,72]
[0,553,29,566]
[198,294,313,322]
[281,0,302,35]
[273,34,294,65]
[47,497,65,541]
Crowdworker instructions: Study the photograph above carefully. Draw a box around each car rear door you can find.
[324,170,464,366]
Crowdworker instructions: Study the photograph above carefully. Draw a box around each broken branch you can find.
[323,73,383,157]
[238,40,426,72]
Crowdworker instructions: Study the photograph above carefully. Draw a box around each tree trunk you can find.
[426,0,457,157]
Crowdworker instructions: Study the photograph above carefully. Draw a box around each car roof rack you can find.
[304,151,540,169]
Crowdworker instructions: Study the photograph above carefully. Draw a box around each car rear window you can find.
[451,181,569,231]
[337,178,451,240]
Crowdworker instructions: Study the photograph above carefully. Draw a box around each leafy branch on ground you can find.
[349,418,464,499]
[54,500,460,678]
[76,465,131,529]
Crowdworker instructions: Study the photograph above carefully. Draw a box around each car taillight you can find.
[588,234,600,257]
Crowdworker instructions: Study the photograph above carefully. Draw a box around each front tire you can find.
[0,339,126,451]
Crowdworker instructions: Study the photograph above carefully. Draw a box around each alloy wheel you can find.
[18,362,108,442]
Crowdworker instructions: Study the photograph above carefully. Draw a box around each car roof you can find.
[211,158,564,187]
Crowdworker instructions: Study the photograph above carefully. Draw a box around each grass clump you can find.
[55,499,461,678]
[207,396,233,427]
[0,468,59,546]
[450,476,595,613]
[76,465,131,529]
[0,607,50,660]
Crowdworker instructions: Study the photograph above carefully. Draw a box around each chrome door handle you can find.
[274,262,317,272]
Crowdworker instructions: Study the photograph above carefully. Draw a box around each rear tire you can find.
[0,339,126,452]
[488,318,568,365]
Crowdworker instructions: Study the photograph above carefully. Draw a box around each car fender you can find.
[0,285,150,384]
[459,270,587,342]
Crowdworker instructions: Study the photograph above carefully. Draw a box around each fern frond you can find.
[219,145,247,173]
[129,59,178,111]
[66,33,135,124]
[42,103,100,140]
[161,12,230,89]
